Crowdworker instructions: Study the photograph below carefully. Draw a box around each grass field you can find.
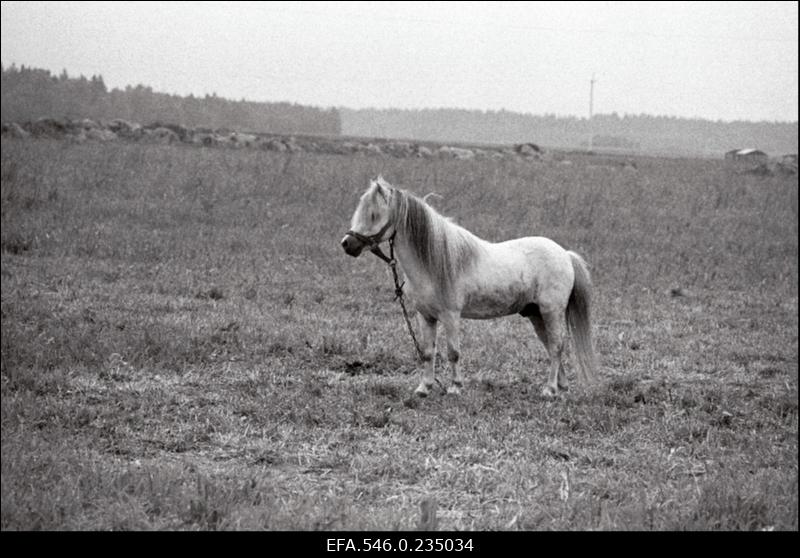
[1,138,797,530]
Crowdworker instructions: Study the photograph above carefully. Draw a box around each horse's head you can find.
[341,175,396,257]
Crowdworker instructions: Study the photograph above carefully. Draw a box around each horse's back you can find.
[495,235,568,257]
[491,236,573,276]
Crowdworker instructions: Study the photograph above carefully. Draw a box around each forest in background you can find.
[0,64,341,136]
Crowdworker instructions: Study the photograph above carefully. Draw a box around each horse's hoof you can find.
[446,385,462,396]
[541,385,558,398]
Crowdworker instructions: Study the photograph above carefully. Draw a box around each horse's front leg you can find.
[440,311,464,395]
[414,314,438,397]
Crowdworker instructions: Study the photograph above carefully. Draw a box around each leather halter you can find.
[345,219,395,264]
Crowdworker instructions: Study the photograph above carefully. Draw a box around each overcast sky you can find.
[1,1,797,122]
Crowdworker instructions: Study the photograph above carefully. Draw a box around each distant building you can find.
[725,148,768,163]
[777,154,798,175]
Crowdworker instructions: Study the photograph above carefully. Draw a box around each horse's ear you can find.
[423,192,443,205]
[372,178,388,201]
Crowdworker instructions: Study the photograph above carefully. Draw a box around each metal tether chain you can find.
[369,236,424,363]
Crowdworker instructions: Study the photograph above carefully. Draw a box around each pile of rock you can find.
[2,117,547,162]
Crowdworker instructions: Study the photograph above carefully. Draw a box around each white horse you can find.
[341,176,598,397]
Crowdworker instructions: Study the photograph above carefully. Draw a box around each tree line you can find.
[341,108,798,157]
[1,64,341,135]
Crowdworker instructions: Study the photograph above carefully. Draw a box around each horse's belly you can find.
[461,283,532,319]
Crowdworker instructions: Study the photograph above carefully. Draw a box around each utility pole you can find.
[588,74,596,152]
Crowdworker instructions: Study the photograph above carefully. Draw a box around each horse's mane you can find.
[391,188,481,300]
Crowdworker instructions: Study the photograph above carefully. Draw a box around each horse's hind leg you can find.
[527,313,548,348]
[540,308,567,397]
[440,311,464,395]
[527,313,564,389]
[414,314,438,397]
[524,304,567,393]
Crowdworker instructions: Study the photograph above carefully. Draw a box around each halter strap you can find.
[345,217,395,261]
[345,186,400,264]
[368,233,395,265]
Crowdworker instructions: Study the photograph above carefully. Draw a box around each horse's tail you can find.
[566,251,599,384]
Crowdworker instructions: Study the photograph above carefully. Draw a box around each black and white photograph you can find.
[1,1,797,534]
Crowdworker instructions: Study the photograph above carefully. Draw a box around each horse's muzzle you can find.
[341,234,365,257]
